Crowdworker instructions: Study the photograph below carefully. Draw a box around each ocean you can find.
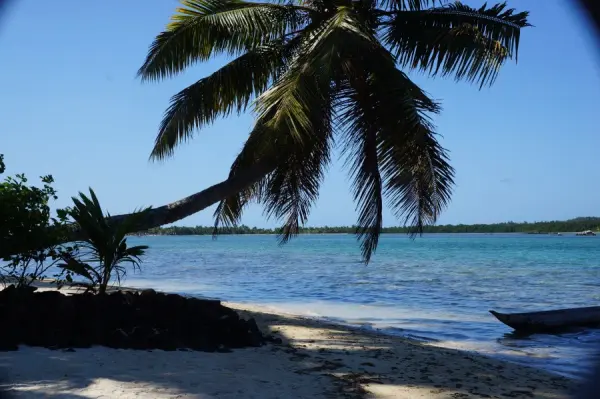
[123,233,600,379]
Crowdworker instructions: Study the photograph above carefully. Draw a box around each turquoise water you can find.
[123,233,600,379]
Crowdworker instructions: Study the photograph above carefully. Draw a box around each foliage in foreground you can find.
[0,155,75,287]
[138,0,530,263]
[139,217,600,236]
[0,155,150,292]
[59,189,150,294]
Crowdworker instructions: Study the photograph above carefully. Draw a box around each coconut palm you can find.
[1,0,529,263]
[133,0,529,262]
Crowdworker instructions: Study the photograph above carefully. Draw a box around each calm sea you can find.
[123,233,600,379]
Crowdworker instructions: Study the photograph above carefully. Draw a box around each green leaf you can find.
[212,124,272,232]
[150,40,297,160]
[378,0,445,12]
[383,1,530,87]
[332,23,450,262]
[253,6,358,144]
[213,7,358,240]
[367,67,454,236]
[57,258,99,284]
[138,0,310,81]
[337,78,384,264]
[68,189,150,288]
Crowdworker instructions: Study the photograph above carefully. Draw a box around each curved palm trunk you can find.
[105,162,272,232]
[0,162,273,259]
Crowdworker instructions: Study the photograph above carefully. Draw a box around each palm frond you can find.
[337,80,383,264]
[150,40,297,160]
[368,66,454,234]
[254,6,368,141]
[330,24,451,261]
[263,95,333,244]
[138,0,310,81]
[383,1,530,87]
[70,189,110,256]
[378,0,446,11]
[256,9,388,244]
[213,8,357,239]
[57,257,101,284]
[212,122,272,232]
[68,189,150,290]
[213,73,334,243]
[379,124,454,233]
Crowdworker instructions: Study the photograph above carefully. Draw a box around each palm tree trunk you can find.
[0,162,273,259]
[100,264,110,295]
[98,281,108,295]
[107,162,272,232]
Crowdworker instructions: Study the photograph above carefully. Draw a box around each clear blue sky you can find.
[1,0,599,227]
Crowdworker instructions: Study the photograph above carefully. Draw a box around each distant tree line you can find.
[134,217,600,236]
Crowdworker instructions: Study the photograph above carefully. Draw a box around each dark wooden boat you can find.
[490,306,600,333]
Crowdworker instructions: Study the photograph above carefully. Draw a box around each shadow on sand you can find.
[0,307,578,398]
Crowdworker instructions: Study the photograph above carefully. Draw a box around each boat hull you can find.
[490,306,600,333]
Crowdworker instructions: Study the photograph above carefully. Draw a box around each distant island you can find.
[135,217,600,236]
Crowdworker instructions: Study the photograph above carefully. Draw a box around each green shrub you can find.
[0,155,150,292]
[0,155,75,287]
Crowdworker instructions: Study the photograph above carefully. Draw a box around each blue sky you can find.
[1,0,599,227]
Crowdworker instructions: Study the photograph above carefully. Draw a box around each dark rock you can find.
[0,289,266,352]
[129,326,154,350]
[246,318,261,334]
[105,328,129,349]
[0,322,19,351]
[140,288,157,297]
[267,335,283,345]
[0,342,18,351]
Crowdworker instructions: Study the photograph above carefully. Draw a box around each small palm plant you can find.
[58,189,150,294]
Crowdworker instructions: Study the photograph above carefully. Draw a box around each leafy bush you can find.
[58,189,150,294]
[0,155,150,292]
[0,155,75,287]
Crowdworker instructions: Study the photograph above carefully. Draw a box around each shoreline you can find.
[226,301,580,377]
[130,231,594,236]
[124,279,594,380]
[0,284,578,398]
[228,302,577,397]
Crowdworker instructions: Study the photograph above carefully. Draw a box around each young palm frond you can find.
[67,189,150,292]
[141,0,531,263]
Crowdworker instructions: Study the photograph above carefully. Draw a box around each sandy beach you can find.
[0,285,578,399]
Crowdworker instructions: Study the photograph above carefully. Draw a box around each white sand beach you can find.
[0,285,578,399]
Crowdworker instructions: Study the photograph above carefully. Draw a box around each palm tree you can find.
[1,0,529,263]
[136,0,529,262]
